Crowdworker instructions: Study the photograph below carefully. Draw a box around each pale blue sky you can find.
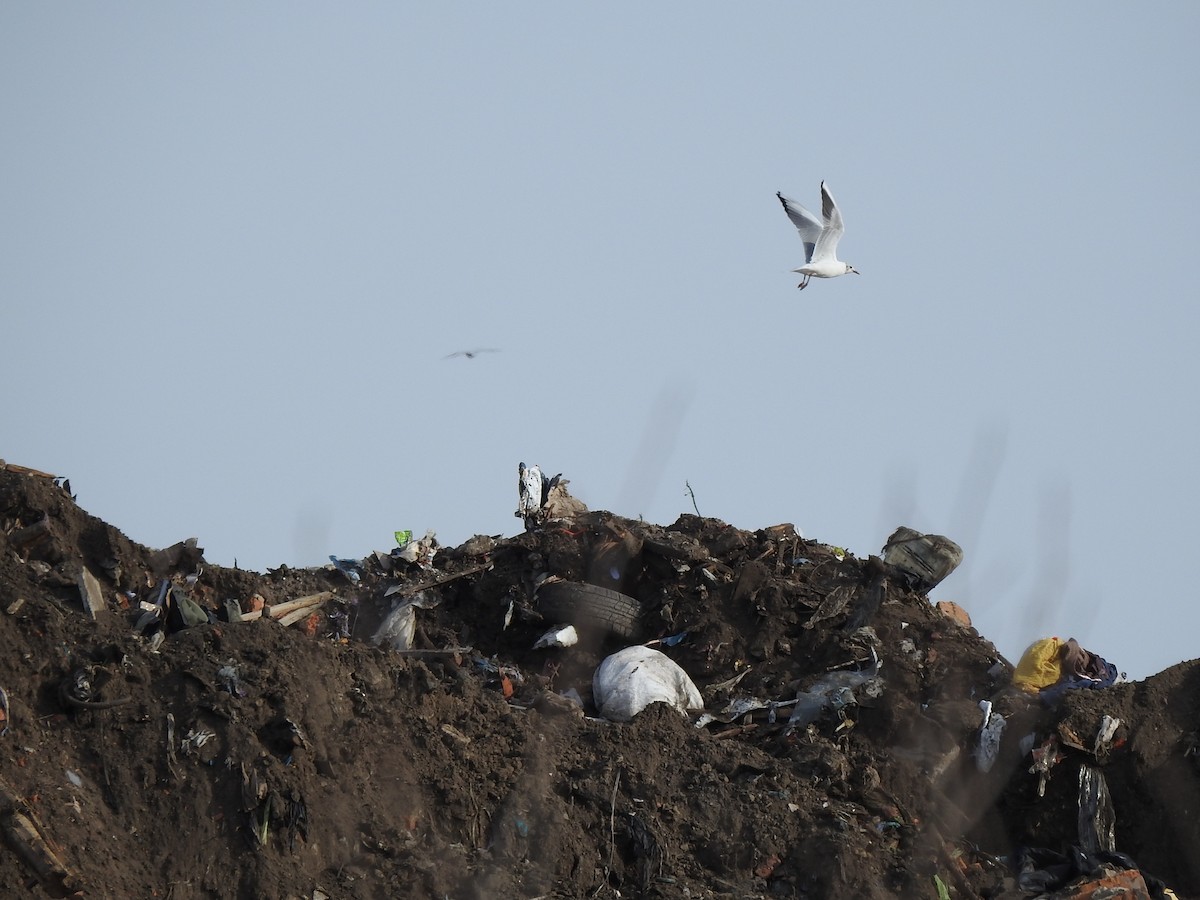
[3,5,1197,680]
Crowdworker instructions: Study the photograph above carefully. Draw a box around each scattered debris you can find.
[0,462,1192,898]
[395,530,438,567]
[181,729,215,756]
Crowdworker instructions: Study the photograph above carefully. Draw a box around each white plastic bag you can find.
[592,646,703,722]
[516,463,543,523]
[976,699,1006,773]
[371,593,441,651]
[533,625,579,649]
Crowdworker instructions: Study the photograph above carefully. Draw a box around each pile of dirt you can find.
[0,462,1196,898]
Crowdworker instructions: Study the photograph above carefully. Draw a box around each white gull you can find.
[776,181,859,289]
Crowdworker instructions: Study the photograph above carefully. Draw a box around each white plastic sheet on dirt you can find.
[976,699,1006,773]
[592,646,703,722]
[533,624,578,649]
[371,593,441,651]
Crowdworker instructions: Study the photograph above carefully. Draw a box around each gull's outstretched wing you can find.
[811,181,845,263]
[776,192,823,264]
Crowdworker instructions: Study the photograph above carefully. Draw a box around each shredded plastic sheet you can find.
[1078,765,1116,856]
[784,648,883,735]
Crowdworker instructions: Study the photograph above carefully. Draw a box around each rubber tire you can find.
[537,581,642,641]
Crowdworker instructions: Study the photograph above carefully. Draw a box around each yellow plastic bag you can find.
[1013,637,1064,692]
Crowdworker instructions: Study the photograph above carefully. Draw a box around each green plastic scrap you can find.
[173,588,209,627]
[933,874,951,900]
[394,530,413,546]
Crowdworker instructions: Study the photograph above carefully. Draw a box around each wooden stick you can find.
[592,770,622,897]
[384,562,493,598]
[278,601,327,628]
[0,460,59,479]
[268,592,335,619]
[0,779,78,893]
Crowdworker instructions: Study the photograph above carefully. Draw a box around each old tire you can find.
[537,581,642,641]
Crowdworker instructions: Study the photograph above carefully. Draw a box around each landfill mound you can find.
[0,463,1197,899]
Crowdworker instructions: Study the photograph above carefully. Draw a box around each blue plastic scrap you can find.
[328,556,362,584]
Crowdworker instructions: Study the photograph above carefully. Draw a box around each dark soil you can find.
[0,464,1195,898]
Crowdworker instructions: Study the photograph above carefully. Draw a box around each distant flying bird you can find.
[443,348,500,360]
[776,182,860,289]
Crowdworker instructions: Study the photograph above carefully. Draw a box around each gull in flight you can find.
[776,182,859,289]
[443,348,500,360]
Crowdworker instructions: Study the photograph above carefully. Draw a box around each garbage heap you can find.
[0,461,1195,899]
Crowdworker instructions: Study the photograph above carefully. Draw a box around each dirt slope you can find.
[0,464,1195,898]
